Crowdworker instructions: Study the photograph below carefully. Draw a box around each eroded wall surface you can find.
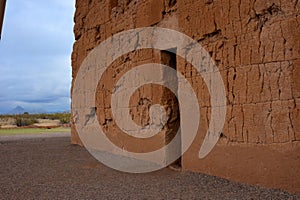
[71,0,300,193]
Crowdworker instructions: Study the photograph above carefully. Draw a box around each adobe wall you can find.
[71,0,300,193]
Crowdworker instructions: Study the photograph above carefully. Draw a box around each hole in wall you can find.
[168,0,177,7]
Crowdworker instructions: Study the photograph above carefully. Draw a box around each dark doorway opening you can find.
[160,49,181,171]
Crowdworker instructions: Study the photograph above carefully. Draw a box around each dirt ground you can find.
[0,135,299,200]
[33,119,61,127]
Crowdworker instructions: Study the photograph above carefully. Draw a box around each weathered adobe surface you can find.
[71,0,300,193]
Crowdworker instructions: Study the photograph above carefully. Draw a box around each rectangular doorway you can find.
[160,49,181,170]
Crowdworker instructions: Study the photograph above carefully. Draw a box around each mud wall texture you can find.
[71,0,300,193]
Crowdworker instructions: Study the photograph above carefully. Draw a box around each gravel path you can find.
[0,135,299,200]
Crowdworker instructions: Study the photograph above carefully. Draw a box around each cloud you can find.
[0,0,75,113]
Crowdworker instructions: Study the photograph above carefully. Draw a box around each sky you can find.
[0,0,75,114]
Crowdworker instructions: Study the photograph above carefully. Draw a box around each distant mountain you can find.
[10,106,25,114]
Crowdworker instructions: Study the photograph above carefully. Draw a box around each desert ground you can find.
[0,134,299,199]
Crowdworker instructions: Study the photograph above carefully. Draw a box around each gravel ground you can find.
[0,135,299,200]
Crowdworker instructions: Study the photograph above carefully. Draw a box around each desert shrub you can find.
[34,113,70,124]
[1,112,71,126]
[54,113,71,124]
[59,116,70,124]
[15,117,38,127]
[37,113,47,119]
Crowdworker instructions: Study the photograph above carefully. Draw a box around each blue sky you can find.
[0,0,75,113]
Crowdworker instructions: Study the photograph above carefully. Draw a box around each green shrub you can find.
[15,117,38,127]
[59,116,70,124]
[1,112,71,126]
